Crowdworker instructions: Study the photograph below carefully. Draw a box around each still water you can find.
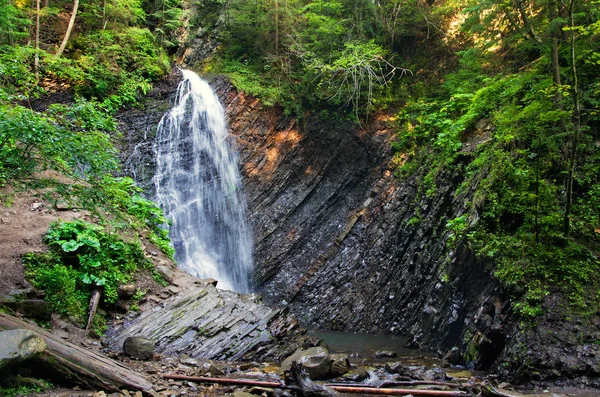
[311,331,438,363]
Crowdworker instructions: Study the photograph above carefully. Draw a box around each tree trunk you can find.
[0,312,153,392]
[34,0,40,83]
[274,0,279,55]
[102,0,107,29]
[563,0,581,238]
[548,0,562,96]
[517,0,543,44]
[55,0,79,57]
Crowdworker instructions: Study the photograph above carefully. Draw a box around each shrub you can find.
[24,220,153,325]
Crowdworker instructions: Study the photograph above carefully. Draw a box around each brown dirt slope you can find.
[0,186,83,295]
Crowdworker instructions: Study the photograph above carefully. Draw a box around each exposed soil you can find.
[0,184,84,296]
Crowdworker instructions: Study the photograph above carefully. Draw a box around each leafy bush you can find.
[0,100,118,186]
[72,28,169,108]
[0,379,53,397]
[0,45,38,98]
[24,220,152,323]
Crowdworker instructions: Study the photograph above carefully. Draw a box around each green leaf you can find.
[61,240,84,252]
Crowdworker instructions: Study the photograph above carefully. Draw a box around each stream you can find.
[312,331,438,363]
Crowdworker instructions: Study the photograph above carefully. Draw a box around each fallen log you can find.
[162,373,469,396]
[326,380,461,389]
[162,374,284,388]
[0,312,153,393]
[328,386,468,396]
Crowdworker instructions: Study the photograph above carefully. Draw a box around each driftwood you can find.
[165,366,469,397]
[327,380,461,389]
[162,374,284,388]
[0,312,153,392]
[328,386,468,396]
[85,288,102,336]
[482,383,521,397]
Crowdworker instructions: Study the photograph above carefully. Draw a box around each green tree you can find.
[0,0,30,44]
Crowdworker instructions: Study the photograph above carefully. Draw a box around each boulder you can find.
[423,368,447,381]
[0,298,52,321]
[374,350,397,359]
[384,361,404,374]
[155,265,175,283]
[198,278,219,287]
[443,346,461,365]
[118,284,137,300]
[249,387,276,397]
[0,329,47,370]
[105,284,319,362]
[280,346,332,380]
[385,362,430,379]
[341,368,370,382]
[199,360,225,376]
[329,353,351,377]
[123,336,155,360]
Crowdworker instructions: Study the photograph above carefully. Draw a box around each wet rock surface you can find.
[123,336,156,360]
[0,329,47,369]
[280,346,332,380]
[116,71,600,387]
[105,267,319,363]
[116,70,181,194]
[212,77,507,367]
[496,307,600,387]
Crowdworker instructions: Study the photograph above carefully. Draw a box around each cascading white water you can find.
[153,69,253,292]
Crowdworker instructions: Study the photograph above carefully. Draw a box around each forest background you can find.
[0,0,599,328]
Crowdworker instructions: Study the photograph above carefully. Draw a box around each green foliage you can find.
[72,28,168,108]
[0,0,171,105]
[0,379,53,397]
[212,0,407,117]
[445,214,469,246]
[129,288,146,311]
[100,177,174,258]
[0,100,118,186]
[471,231,598,316]
[0,0,30,45]
[24,220,151,324]
[298,39,400,115]
[0,105,57,185]
[0,45,39,99]
[0,97,173,258]
[393,12,600,319]
[143,0,184,50]
[23,252,88,321]
[219,60,288,108]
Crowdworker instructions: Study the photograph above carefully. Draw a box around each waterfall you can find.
[153,69,253,292]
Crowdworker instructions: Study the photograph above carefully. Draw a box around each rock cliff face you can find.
[118,71,508,363]
[119,71,600,385]
[212,78,506,355]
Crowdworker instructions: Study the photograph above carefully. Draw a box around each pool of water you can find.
[311,331,438,362]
